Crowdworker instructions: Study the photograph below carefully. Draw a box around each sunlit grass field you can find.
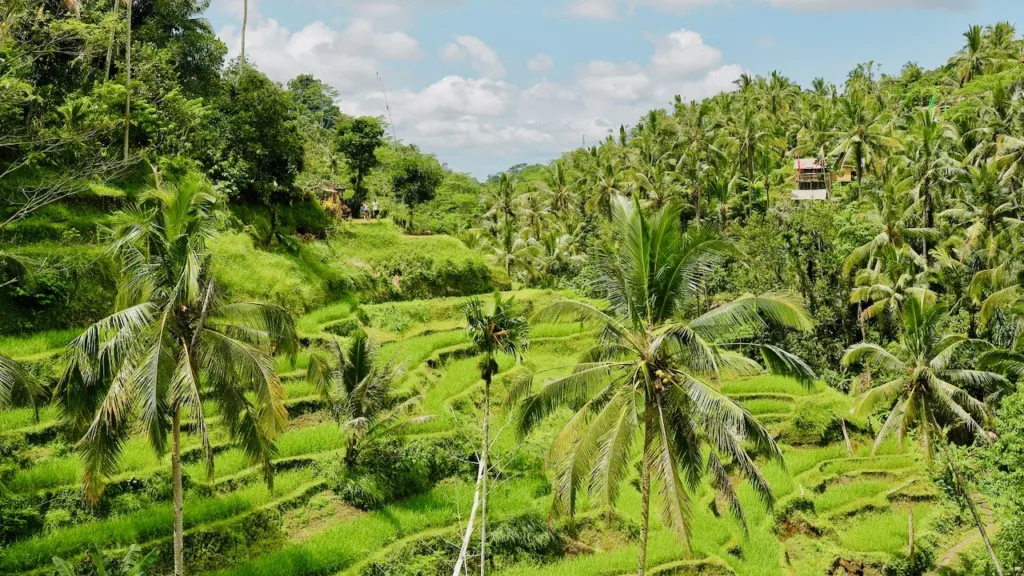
[0,289,952,576]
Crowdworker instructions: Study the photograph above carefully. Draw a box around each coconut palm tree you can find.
[515,197,815,576]
[59,175,297,576]
[0,353,43,414]
[843,167,933,276]
[952,25,993,86]
[831,92,897,196]
[123,0,132,161]
[842,294,1006,575]
[907,107,960,235]
[306,332,421,468]
[463,293,529,576]
[589,158,628,220]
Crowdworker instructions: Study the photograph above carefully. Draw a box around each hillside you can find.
[3,2,1024,576]
[0,291,963,576]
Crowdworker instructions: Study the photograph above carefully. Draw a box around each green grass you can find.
[0,405,58,431]
[0,470,317,573]
[0,289,953,576]
[329,221,485,266]
[840,504,934,556]
[0,327,82,360]
[214,476,548,576]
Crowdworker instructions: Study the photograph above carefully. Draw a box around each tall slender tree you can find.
[60,175,297,576]
[462,294,529,576]
[843,295,1006,576]
[515,197,815,576]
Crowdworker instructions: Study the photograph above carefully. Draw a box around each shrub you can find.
[323,318,362,338]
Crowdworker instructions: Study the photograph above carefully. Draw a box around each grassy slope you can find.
[0,290,959,576]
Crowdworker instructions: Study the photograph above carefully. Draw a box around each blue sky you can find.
[207,0,1024,178]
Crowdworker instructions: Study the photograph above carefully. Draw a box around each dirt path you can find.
[927,504,999,575]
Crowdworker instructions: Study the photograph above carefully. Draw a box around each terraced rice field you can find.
[0,290,958,575]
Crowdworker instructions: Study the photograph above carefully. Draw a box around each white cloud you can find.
[223,4,742,176]
[631,0,720,11]
[527,53,555,73]
[439,35,506,79]
[650,29,722,77]
[218,16,420,93]
[348,27,742,171]
[762,0,975,10]
[564,0,619,20]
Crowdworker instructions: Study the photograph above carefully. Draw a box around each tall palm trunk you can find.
[922,176,932,266]
[123,0,132,162]
[855,143,864,200]
[172,408,185,576]
[479,371,491,576]
[942,443,1003,576]
[240,0,248,67]
[103,0,119,82]
[694,185,701,227]
[637,402,653,576]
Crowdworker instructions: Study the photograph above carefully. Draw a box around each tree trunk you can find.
[908,507,915,572]
[944,445,1004,576]
[172,408,185,576]
[855,143,863,200]
[842,419,854,456]
[695,186,701,227]
[453,455,486,576]
[637,450,651,576]
[123,0,132,162]
[240,0,248,67]
[103,0,119,82]
[479,374,491,576]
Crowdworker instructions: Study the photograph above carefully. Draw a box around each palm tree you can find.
[103,0,120,82]
[515,197,815,576]
[952,25,992,86]
[307,333,421,469]
[123,0,132,161]
[59,175,297,576]
[850,244,934,327]
[831,93,896,196]
[843,167,933,276]
[719,105,781,215]
[842,295,1006,575]
[907,107,960,236]
[0,353,43,415]
[589,158,628,220]
[463,293,529,576]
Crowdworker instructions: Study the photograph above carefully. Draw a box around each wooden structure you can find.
[792,158,858,201]
[793,158,829,201]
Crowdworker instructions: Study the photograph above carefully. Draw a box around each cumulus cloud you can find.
[439,36,506,79]
[222,2,742,176]
[564,0,619,20]
[348,27,742,170]
[527,53,555,73]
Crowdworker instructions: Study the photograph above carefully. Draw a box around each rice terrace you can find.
[2,1,1024,576]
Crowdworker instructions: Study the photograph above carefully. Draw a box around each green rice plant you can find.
[813,481,894,514]
[214,476,547,576]
[721,376,825,397]
[0,327,81,360]
[840,504,934,556]
[0,470,317,573]
[738,398,794,416]
[0,405,58,431]
[5,455,81,493]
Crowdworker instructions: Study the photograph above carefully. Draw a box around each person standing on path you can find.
[372,200,380,221]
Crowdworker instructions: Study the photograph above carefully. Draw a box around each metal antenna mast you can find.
[377,72,398,141]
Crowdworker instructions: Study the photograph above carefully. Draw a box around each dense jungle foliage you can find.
[3,1,1024,575]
